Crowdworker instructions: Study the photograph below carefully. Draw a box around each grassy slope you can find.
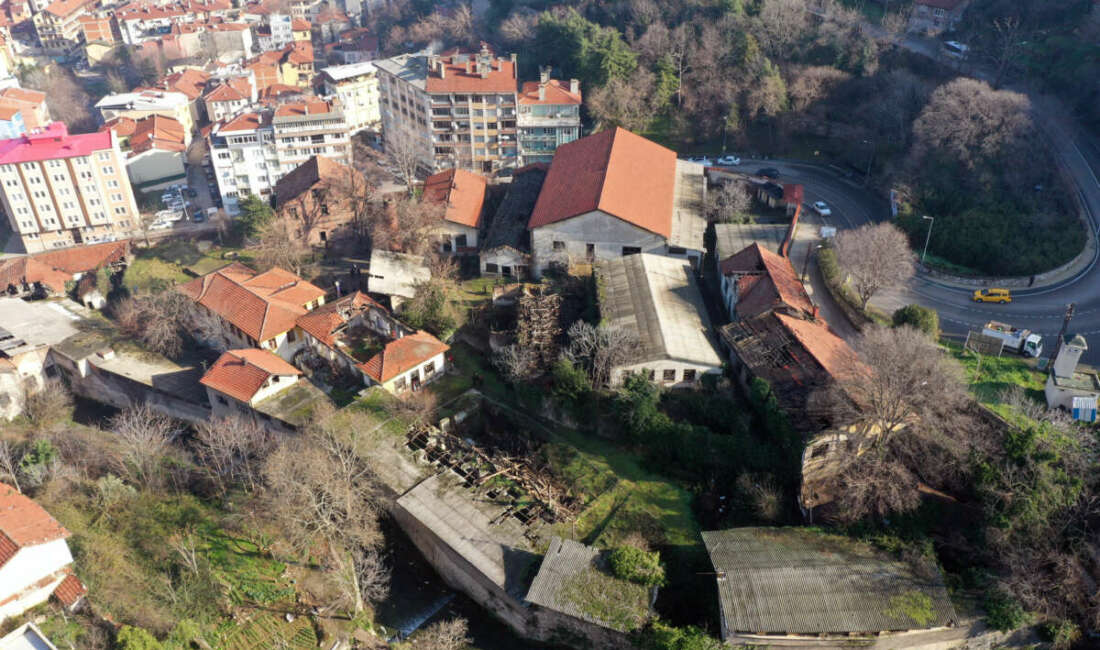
[943,340,1046,420]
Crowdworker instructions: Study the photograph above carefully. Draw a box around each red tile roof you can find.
[0,122,113,165]
[0,257,70,293]
[422,168,487,228]
[52,569,87,607]
[424,50,517,94]
[295,291,384,347]
[218,111,264,132]
[517,79,581,106]
[204,82,247,102]
[178,263,325,342]
[162,68,210,100]
[43,0,89,18]
[719,243,814,319]
[774,313,856,383]
[200,348,301,403]
[124,115,186,154]
[528,127,676,238]
[102,116,138,137]
[0,483,70,569]
[359,331,448,383]
[291,17,311,30]
[274,99,332,117]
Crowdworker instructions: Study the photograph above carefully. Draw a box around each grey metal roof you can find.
[714,222,788,262]
[525,536,649,632]
[596,254,722,367]
[701,528,957,636]
[367,249,430,299]
[482,166,546,253]
[373,53,428,90]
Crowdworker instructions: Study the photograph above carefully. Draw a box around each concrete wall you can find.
[381,351,445,394]
[530,210,667,277]
[0,538,73,621]
[127,149,186,189]
[480,248,529,279]
[612,359,722,389]
[437,221,478,253]
[55,353,211,424]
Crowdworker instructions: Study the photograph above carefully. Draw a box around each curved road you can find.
[737,122,1100,364]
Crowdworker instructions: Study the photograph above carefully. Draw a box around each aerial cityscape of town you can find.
[0,0,1098,648]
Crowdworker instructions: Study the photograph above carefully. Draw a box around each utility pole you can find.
[920,215,934,264]
[1046,302,1076,374]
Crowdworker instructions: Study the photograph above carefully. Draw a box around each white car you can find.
[687,156,712,166]
[148,220,173,231]
[811,201,832,217]
[716,155,741,166]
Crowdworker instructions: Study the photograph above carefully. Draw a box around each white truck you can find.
[983,321,1043,357]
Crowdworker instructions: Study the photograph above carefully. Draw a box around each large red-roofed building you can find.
[0,122,140,254]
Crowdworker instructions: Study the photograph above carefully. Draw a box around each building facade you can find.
[208,99,350,213]
[320,61,380,133]
[0,123,139,253]
[908,0,969,35]
[94,90,194,143]
[375,46,519,174]
[517,69,580,165]
[33,0,92,53]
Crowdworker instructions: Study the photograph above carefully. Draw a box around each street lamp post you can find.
[921,215,934,264]
[802,244,823,283]
[863,139,875,184]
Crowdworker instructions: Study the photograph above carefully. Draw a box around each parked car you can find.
[716,155,741,166]
[184,188,198,198]
[687,155,712,166]
[192,211,206,223]
[755,168,781,179]
[972,288,1012,303]
[811,201,832,216]
[148,220,172,231]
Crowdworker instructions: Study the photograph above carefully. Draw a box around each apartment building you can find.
[0,122,140,254]
[208,99,350,213]
[517,68,581,165]
[33,0,93,53]
[320,61,379,133]
[95,89,194,143]
[375,45,519,174]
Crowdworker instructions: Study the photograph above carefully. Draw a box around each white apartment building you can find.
[517,68,581,165]
[320,61,380,134]
[208,99,351,214]
[255,12,293,51]
[94,90,195,143]
[375,46,519,174]
[0,122,140,254]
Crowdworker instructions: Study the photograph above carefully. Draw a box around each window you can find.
[424,362,436,377]
[96,152,110,161]
[107,180,119,188]
[320,204,329,215]
[272,375,280,383]
[111,193,123,202]
[647,369,655,381]
[683,369,696,382]
[394,376,407,392]
[586,243,595,259]
[287,329,296,342]
[114,207,127,214]
[663,369,676,382]
[552,240,565,251]
[216,395,228,405]
[622,246,641,256]
[485,262,498,273]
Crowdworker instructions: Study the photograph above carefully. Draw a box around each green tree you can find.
[637,620,723,650]
[892,304,939,338]
[234,194,274,240]
[535,9,637,88]
[551,358,591,404]
[399,277,457,338]
[654,54,679,110]
[116,626,163,650]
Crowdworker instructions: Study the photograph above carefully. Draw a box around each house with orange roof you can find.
[0,103,23,139]
[718,243,815,321]
[323,27,378,65]
[517,67,581,165]
[202,73,255,123]
[101,114,187,193]
[0,483,86,621]
[95,89,194,144]
[0,239,129,300]
[527,127,706,277]
[178,262,326,361]
[274,155,367,246]
[0,87,48,131]
[295,291,448,394]
[200,348,302,418]
[310,7,349,43]
[422,168,487,255]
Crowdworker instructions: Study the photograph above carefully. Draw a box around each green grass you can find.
[922,253,985,277]
[433,342,699,548]
[123,257,191,294]
[561,566,650,632]
[944,340,1046,419]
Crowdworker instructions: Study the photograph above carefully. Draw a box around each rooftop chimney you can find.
[465,60,471,74]
[811,305,819,321]
[539,65,550,84]
[538,82,545,101]
[569,78,579,95]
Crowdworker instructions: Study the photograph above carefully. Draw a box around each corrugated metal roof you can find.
[701,528,957,636]
[597,254,722,367]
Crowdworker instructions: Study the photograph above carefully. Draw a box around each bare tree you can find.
[880,5,913,46]
[368,198,445,256]
[787,65,851,112]
[753,0,813,59]
[990,16,1024,89]
[194,415,273,495]
[385,130,423,195]
[834,222,915,310]
[499,11,537,48]
[406,618,470,650]
[252,218,311,277]
[19,66,95,133]
[493,344,538,383]
[0,440,22,493]
[109,404,183,488]
[190,304,235,353]
[833,325,967,444]
[705,181,753,223]
[565,321,638,388]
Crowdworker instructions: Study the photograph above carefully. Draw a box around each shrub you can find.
[552,358,591,404]
[983,589,1030,631]
[892,304,940,338]
[1039,619,1081,649]
[609,546,665,587]
[115,625,163,650]
[636,620,723,650]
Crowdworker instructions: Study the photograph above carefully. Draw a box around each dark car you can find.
[192,212,206,223]
[755,167,781,179]
[184,188,198,198]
